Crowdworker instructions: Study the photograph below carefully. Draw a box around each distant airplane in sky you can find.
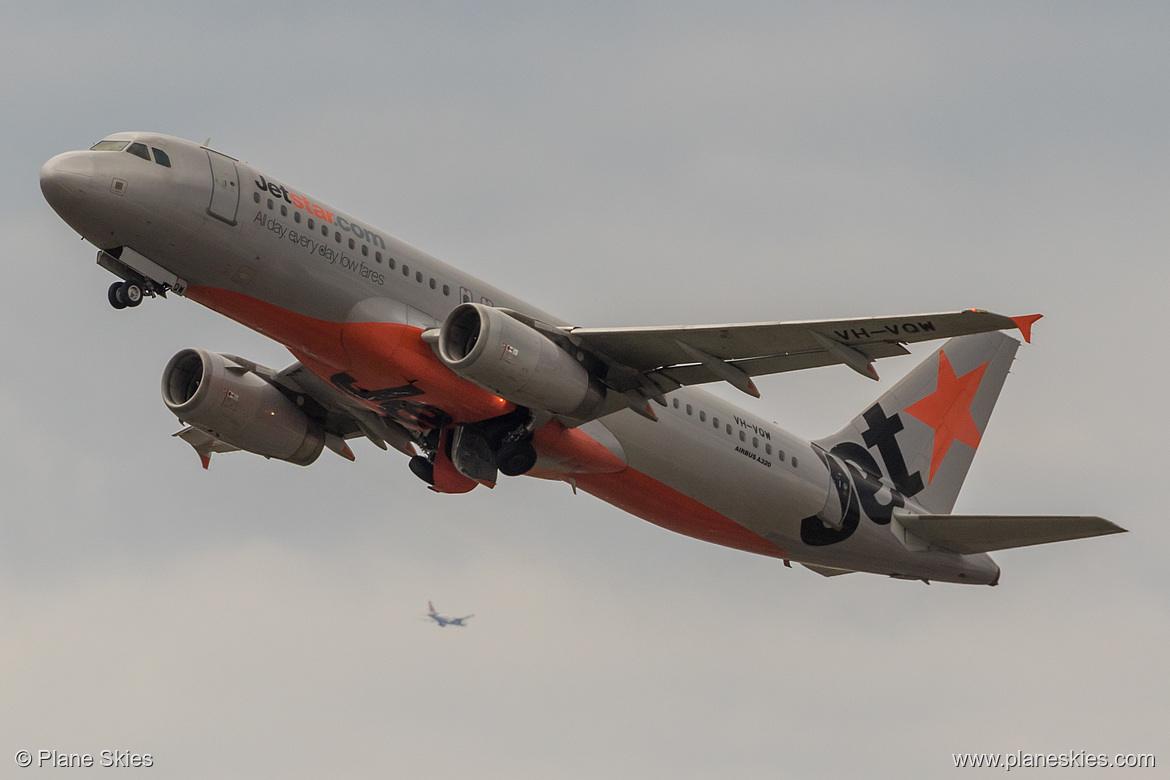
[39,132,1125,586]
[426,602,473,628]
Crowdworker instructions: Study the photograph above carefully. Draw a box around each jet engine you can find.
[161,349,325,465]
[435,303,604,418]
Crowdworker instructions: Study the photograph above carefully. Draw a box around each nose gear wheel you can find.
[108,280,143,309]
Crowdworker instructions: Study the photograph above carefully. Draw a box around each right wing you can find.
[547,309,1039,416]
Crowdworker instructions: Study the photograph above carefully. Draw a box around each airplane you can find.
[39,132,1125,586]
[426,602,473,628]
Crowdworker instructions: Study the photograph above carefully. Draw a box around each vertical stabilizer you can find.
[814,331,1020,514]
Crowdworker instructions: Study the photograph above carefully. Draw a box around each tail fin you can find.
[814,331,1019,514]
[428,601,436,615]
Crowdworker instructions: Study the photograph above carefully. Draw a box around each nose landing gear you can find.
[107,280,143,309]
[97,247,186,310]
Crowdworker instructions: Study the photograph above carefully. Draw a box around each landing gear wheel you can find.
[121,282,143,307]
[497,441,538,477]
[108,281,127,309]
[408,455,435,485]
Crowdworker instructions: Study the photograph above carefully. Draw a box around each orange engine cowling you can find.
[161,349,324,465]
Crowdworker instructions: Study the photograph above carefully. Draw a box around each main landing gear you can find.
[408,408,540,491]
[108,280,143,309]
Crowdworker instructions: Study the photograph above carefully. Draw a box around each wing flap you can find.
[657,341,910,386]
[896,514,1127,554]
[275,362,417,457]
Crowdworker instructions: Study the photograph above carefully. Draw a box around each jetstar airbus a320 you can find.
[40,132,1125,585]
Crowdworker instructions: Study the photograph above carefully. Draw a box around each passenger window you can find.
[739,431,745,442]
[321,225,328,236]
[362,245,368,257]
[281,205,288,216]
[335,232,342,244]
[253,192,260,203]
[348,238,355,250]
[713,417,719,428]
[389,258,396,269]
[778,450,785,462]
[294,212,301,224]
[402,264,409,276]
[792,457,799,468]
[699,411,706,422]
[375,251,382,263]
[267,199,274,209]
[726,424,732,435]
[151,148,171,167]
[672,399,679,409]
[126,142,150,161]
[443,284,450,296]
[416,271,423,283]
[429,278,436,289]
[685,404,693,416]
[752,437,759,448]
[765,444,772,455]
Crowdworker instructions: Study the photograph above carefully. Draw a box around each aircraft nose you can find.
[40,151,94,212]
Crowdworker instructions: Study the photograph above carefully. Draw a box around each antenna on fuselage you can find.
[202,137,212,147]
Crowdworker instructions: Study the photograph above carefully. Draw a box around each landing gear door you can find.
[206,150,240,225]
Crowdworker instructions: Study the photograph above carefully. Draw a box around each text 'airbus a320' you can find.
[40,132,1125,585]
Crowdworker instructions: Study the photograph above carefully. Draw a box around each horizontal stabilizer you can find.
[895,513,1127,554]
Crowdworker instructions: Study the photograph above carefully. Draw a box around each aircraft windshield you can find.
[90,140,128,151]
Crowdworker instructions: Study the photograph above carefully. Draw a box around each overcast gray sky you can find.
[2,2,1166,778]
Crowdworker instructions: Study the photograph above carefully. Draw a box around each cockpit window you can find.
[152,148,171,167]
[90,140,128,151]
[126,142,150,161]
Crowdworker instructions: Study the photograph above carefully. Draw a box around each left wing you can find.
[173,427,242,470]
[170,355,417,469]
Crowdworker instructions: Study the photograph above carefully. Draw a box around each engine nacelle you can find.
[436,303,604,418]
[161,349,324,465]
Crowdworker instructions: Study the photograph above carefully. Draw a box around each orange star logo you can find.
[903,351,989,483]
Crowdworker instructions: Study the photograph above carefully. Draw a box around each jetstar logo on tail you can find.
[800,403,923,547]
[903,351,989,483]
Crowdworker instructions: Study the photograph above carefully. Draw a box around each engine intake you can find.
[161,349,324,465]
[436,303,604,418]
